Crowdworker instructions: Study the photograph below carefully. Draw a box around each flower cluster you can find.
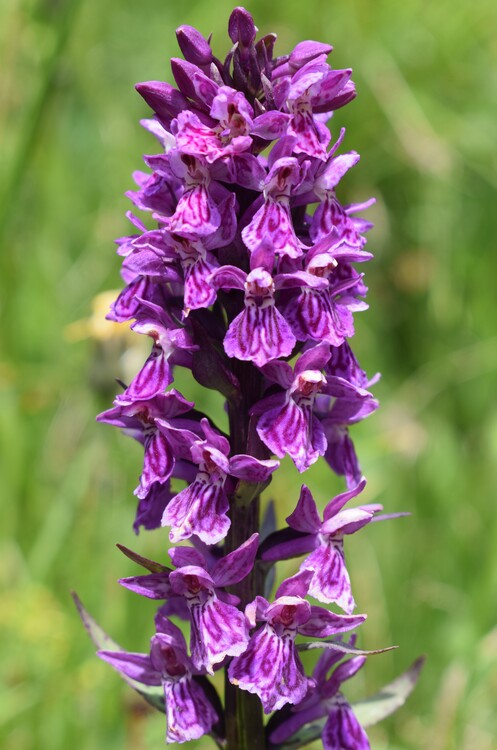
[88,8,413,749]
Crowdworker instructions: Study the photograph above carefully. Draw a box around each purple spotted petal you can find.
[188,592,250,673]
[224,304,296,366]
[242,199,303,259]
[317,152,360,192]
[228,623,308,713]
[161,478,230,544]
[286,288,355,346]
[107,276,153,322]
[209,153,266,190]
[288,104,331,160]
[163,677,218,744]
[168,184,220,237]
[301,541,355,613]
[257,399,326,472]
[322,699,370,750]
[183,255,218,312]
[137,431,174,499]
[124,345,173,401]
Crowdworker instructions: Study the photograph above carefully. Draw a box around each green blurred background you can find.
[1,0,496,747]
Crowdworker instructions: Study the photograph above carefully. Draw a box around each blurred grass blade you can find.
[353,656,426,727]
[72,592,165,713]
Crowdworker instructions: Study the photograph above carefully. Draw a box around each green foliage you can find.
[1,0,496,748]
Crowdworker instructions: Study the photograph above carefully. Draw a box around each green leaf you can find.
[352,655,426,727]
[297,639,398,656]
[271,656,425,749]
[116,543,171,574]
[72,592,165,713]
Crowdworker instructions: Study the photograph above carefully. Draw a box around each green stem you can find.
[224,360,265,750]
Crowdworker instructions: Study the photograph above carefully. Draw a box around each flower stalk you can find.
[75,8,423,749]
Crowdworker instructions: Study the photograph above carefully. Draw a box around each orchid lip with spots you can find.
[77,7,421,749]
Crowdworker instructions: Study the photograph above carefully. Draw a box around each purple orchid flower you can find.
[161,418,278,544]
[242,157,304,259]
[97,390,198,499]
[262,478,386,613]
[228,571,365,713]
[251,343,332,471]
[98,616,218,744]
[210,251,326,366]
[119,301,196,401]
[172,86,255,162]
[120,534,260,674]
[89,11,418,749]
[268,642,370,750]
[283,233,370,346]
[283,60,353,160]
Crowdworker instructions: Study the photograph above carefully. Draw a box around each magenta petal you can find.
[168,546,205,569]
[331,655,367,687]
[287,289,354,346]
[302,542,356,613]
[259,528,317,562]
[211,533,259,588]
[183,256,218,311]
[134,481,174,533]
[289,106,330,160]
[275,570,313,599]
[137,431,174,499]
[190,593,249,673]
[168,185,220,237]
[161,479,230,545]
[228,455,279,482]
[257,400,326,472]
[323,478,367,521]
[119,573,171,600]
[224,305,296,366]
[228,624,308,713]
[286,485,321,533]
[318,152,360,191]
[322,507,373,536]
[251,110,290,139]
[164,678,218,744]
[97,650,160,686]
[124,346,173,401]
[322,700,370,750]
[242,200,303,259]
[299,607,365,638]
